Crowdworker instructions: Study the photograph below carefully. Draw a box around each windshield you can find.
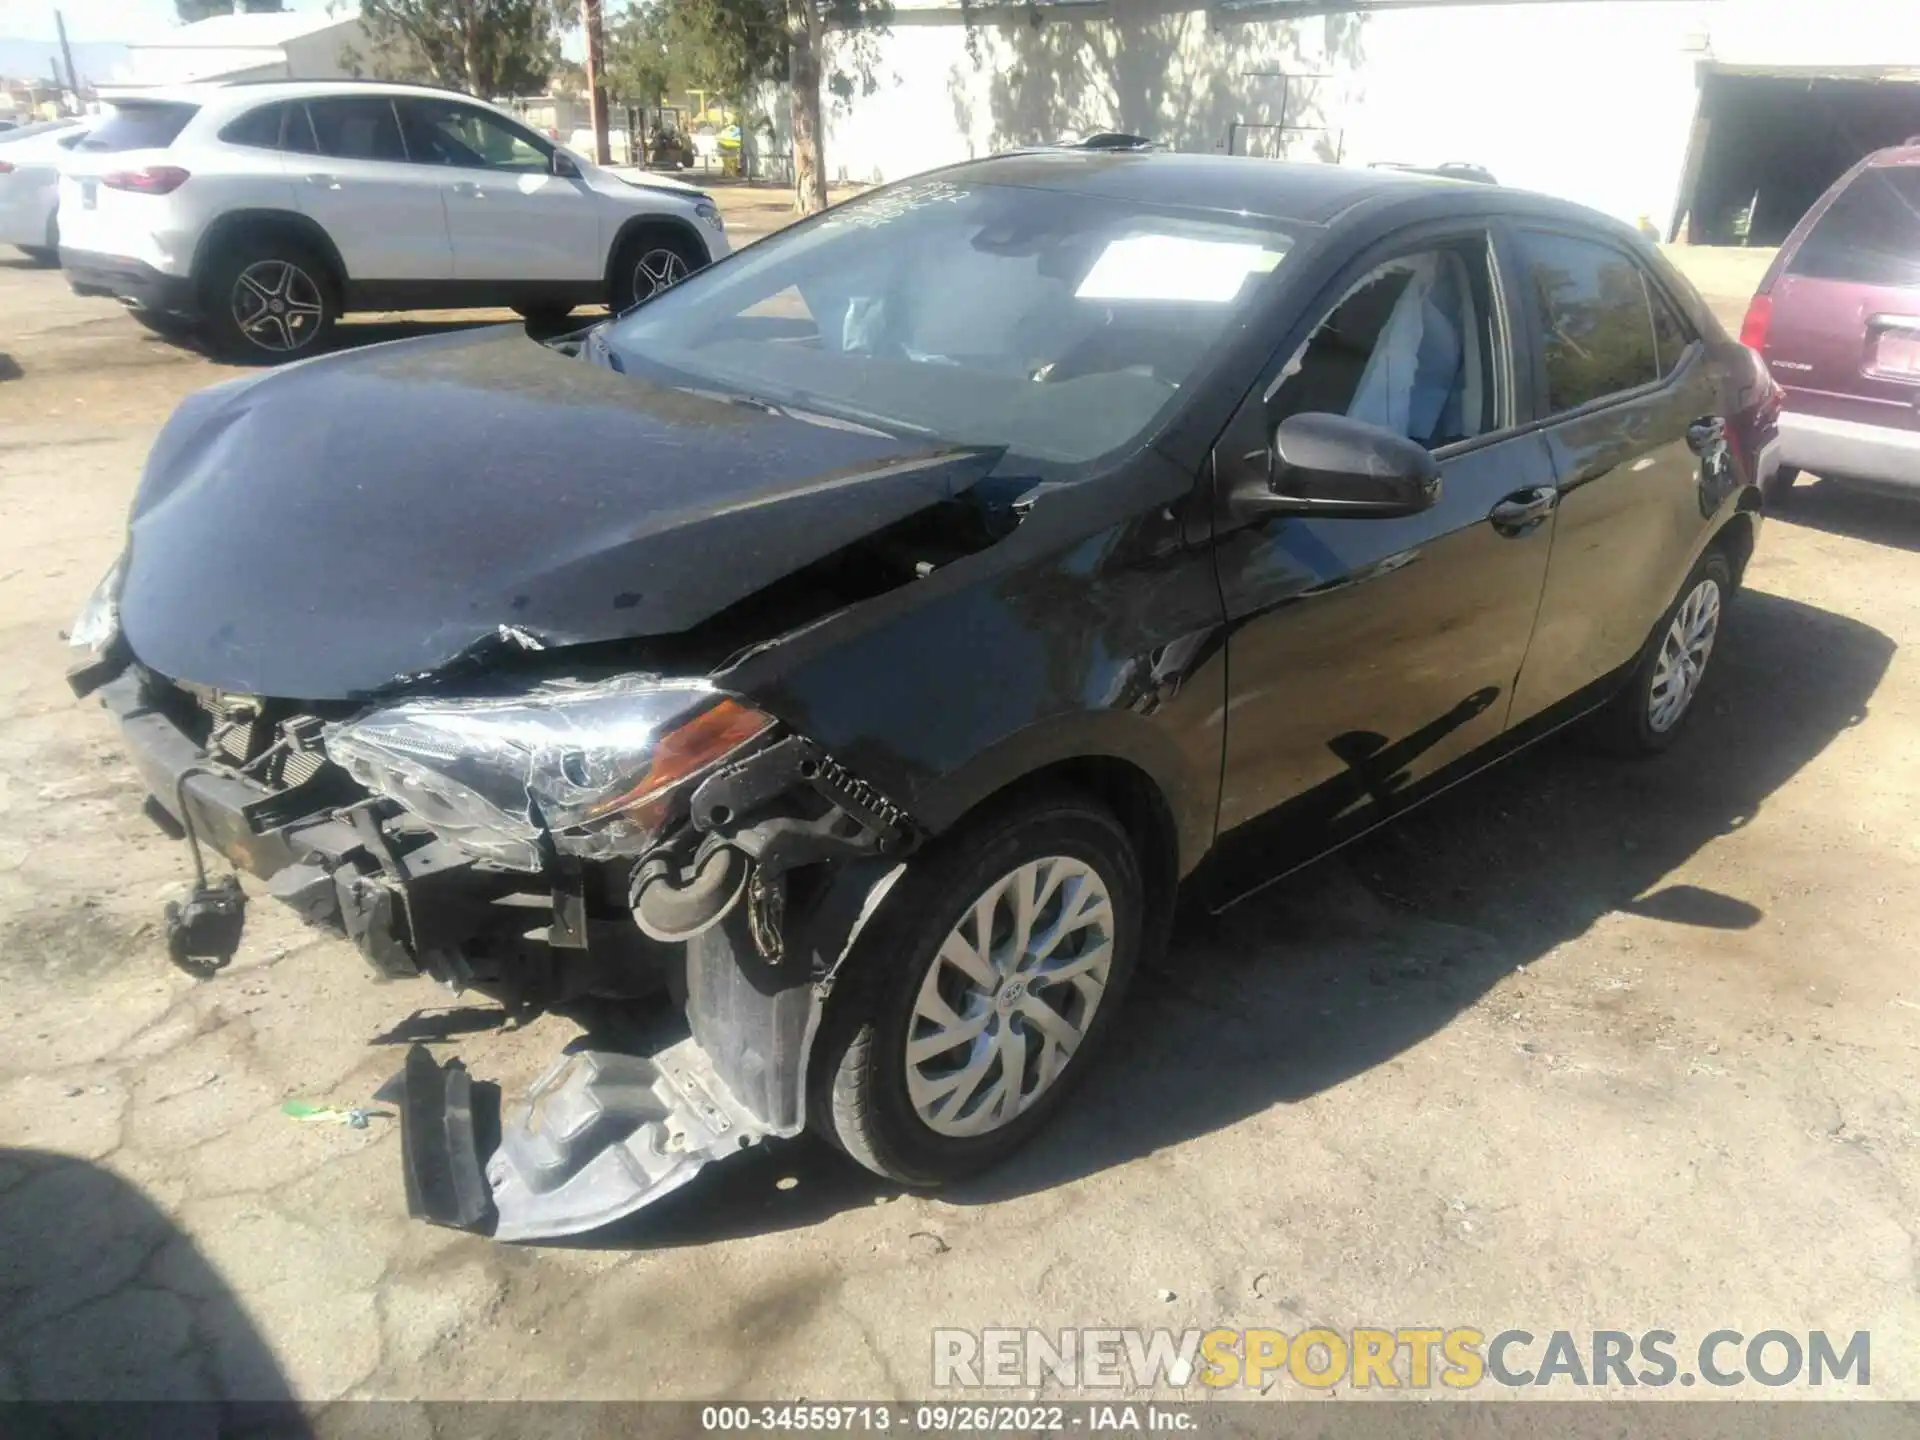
[603,178,1293,468]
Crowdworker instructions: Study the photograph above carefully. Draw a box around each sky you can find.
[0,0,334,44]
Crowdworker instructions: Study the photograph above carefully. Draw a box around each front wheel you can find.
[607,230,705,314]
[812,793,1145,1187]
[1589,550,1732,756]
[200,241,337,364]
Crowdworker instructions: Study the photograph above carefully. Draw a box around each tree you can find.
[175,0,288,18]
[352,0,563,98]
[600,0,881,214]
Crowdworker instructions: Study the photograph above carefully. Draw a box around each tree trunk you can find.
[788,0,828,215]
[581,0,613,167]
[463,9,484,97]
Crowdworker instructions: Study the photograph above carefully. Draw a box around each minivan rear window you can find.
[80,101,199,153]
[1788,165,1920,289]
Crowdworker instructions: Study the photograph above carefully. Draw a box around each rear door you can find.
[294,96,452,283]
[57,100,198,261]
[1506,227,1722,725]
[1765,163,1920,436]
[393,97,602,284]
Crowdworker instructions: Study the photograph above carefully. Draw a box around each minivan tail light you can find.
[101,166,191,195]
[1739,292,1773,352]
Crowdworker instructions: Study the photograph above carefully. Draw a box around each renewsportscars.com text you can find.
[932,1327,1871,1391]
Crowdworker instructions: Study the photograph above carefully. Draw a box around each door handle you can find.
[450,180,482,198]
[1489,486,1558,536]
[304,173,341,190]
[1685,415,1727,455]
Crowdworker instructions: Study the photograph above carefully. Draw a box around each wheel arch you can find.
[604,213,711,288]
[191,210,348,297]
[1712,499,1760,592]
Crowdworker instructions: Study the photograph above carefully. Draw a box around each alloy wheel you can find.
[1647,576,1721,733]
[231,260,325,354]
[632,247,690,303]
[905,856,1115,1138]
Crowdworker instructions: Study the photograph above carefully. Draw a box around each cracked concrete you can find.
[1,232,1917,1402]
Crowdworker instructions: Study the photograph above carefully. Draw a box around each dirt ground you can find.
[0,216,1916,1406]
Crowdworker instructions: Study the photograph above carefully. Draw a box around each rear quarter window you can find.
[1788,166,1920,289]
[219,102,286,150]
[80,102,199,153]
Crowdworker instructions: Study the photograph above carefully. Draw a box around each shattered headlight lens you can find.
[323,677,775,872]
[68,554,124,653]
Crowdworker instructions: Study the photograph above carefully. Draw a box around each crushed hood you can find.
[120,326,989,700]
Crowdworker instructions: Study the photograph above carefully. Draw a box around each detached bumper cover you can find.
[1777,410,1920,492]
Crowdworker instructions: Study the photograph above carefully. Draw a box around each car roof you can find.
[103,79,499,112]
[933,148,1622,235]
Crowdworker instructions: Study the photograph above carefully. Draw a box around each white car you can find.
[57,80,731,361]
[0,118,88,263]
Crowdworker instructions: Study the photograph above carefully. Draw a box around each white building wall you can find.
[279,21,374,82]
[811,0,1920,235]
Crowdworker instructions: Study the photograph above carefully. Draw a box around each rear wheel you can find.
[811,793,1145,1187]
[1589,550,1732,756]
[608,229,705,314]
[19,246,57,267]
[200,238,337,364]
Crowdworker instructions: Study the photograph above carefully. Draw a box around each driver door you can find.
[1206,225,1559,898]
[393,97,602,284]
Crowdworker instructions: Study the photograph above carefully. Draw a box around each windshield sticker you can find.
[825,180,971,230]
[1076,234,1286,303]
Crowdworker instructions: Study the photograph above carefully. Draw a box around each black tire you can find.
[607,228,706,314]
[1588,549,1733,757]
[1761,463,1801,509]
[199,237,337,365]
[19,245,58,268]
[810,791,1146,1188]
[512,301,576,325]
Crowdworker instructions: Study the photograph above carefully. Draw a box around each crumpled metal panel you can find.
[486,1042,771,1243]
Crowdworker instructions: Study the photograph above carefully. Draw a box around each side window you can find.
[1268,237,1501,450]
[397,99,549,172]
[1516,231,1659,414]
[307,97,407,163]
[219,103,284,150]
[1647,279,1696,378]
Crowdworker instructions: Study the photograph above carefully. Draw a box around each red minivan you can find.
[1744,143,1920,500]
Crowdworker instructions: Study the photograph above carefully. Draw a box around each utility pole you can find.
[581,0,612,167]
[54,9,81,110]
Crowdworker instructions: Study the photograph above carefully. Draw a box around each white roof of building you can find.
[129,12,356,51]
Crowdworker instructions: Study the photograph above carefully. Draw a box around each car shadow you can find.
[0,1149,306,1416]
[589,584,1892,1240]
[1775,478,1920,553]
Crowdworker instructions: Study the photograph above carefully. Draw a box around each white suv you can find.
[58,80,730,361]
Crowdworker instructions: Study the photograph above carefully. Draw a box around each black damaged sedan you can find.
[68,152,1781,1240]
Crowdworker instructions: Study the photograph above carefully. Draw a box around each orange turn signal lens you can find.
[582,696,774,822]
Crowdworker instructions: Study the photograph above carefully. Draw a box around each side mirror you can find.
[551,151,582,179]
[1239,411,1442,520]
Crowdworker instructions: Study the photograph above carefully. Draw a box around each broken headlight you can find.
[323,678,775,872]
[68,554,124,653]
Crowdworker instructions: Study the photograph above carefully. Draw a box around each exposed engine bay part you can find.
[629,841,747,942]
